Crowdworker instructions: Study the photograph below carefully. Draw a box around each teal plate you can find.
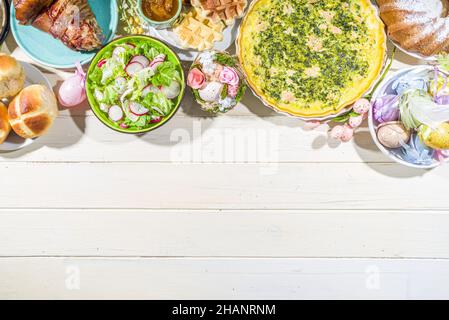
[10,0,118,69]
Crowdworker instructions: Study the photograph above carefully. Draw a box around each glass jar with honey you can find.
[138,0,182,29]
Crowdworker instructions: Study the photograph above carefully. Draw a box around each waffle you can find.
[192,0,247,25]
[173,9,224,51]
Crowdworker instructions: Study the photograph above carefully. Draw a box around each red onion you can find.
[58,62,86,107]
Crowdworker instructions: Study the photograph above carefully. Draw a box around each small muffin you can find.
[0,102,11,144]
[0,53,26,99]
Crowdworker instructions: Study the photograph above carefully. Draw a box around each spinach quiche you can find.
[237,0,386,118]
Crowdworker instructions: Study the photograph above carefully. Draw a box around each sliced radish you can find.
[129,102,149,116]
[150,54,166,64]
[113,46,126,57]
[108,105,123,121]
[122,102,139,122]
[149,62,163,71]
[130,55,150,68]
[150,116,162,123]
[125,43,136,49]
[142,84,161,97]
[120,123,129,129]
[125,62,144,77]
[161,81,181,99]
[97,59,107,68]
[149,54,166,70]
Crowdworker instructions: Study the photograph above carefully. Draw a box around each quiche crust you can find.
[237,0,386,119]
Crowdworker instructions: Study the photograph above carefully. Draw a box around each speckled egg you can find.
[419,123,449,150]
[377,121,411,149]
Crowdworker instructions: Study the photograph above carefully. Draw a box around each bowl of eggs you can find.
[369,65,449,169]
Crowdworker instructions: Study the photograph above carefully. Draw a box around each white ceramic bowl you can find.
[368,65,447,169]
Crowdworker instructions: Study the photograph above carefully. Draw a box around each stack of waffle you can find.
[192,0,247,25]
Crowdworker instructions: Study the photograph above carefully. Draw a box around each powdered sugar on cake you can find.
[378,0,449,56]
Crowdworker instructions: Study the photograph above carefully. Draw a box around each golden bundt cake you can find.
[377,0,449,57]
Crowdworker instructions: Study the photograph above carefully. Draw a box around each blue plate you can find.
[10,0,118,69]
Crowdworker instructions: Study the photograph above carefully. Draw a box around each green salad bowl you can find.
[86,35,185,134]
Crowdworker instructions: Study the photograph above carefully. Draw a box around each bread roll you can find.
[0,53,26,98]
[8,85,58,139]
[0,102,11,144]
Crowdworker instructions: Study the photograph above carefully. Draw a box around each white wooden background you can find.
[1,29,449,299]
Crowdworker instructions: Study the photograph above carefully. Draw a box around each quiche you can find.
[237,0,386,118]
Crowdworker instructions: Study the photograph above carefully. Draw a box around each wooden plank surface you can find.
[0,28,447,300]
[1,257,448,299]
[0,209,449,258]
[0,162,447,210]
[0,114,392,163]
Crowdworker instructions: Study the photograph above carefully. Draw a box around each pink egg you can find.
[353,98,371,115]
[340,125,354,142]
[330,125,344,140]
[349,115,363,128]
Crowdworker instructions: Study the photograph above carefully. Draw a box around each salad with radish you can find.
[87,38,184,130]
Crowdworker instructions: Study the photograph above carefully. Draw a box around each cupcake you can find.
[187,51,246,113]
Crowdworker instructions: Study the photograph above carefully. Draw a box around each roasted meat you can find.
[14,0,54,25]
[14,0,104,52]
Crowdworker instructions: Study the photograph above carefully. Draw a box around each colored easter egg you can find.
[419,123,449,150]
[377,121,411,149]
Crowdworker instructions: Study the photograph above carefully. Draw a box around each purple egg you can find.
[373,95,400,123]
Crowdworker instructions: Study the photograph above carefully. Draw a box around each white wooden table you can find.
[1,32,449,299]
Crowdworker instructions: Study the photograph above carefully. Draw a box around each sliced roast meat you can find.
[14,0,54,25]
[32,0,104,51]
